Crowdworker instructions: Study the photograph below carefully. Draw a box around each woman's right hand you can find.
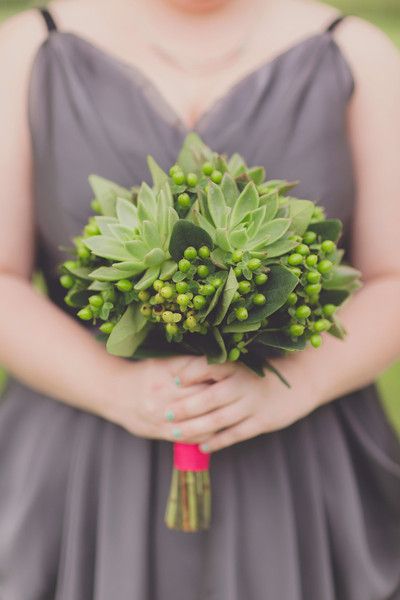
[101,355,235,443]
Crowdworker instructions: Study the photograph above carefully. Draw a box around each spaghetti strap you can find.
[325,14,347,34]
[38,7,58,33]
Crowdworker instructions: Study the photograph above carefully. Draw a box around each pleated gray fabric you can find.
[0,22,400,600]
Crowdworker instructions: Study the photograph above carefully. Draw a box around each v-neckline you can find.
[45,29,333,133]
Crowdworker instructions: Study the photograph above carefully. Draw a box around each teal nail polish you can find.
[174,376,181,387]
[172,428,182,439]
[200,444,209,453]
[165,409,175,422]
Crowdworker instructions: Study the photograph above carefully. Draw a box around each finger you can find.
[177,356,237,387]
[164,379,238,422]
[166,398,247,442]
[197,418,258,453]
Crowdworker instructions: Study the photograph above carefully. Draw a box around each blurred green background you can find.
[0,0,399,436]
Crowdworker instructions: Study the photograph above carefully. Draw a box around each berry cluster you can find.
[285,229,338,347]
[170,160,223,214]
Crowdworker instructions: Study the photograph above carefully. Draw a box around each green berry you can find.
[288,292,298,305]
[162,311,174,323]
[169,164,180,176]
[185,315,197,330]
[197,265,210,278]
[178,258,191,273]
[210,170,223,184]
[305,283,322,296]
[177,293,190,306]
[90,198,102,213]
[160,285,174,299]
[63,260,77,271]
[289,324,305,337]
[322,304,337,317]
[306,254,319,267]
[202,162,214,176]
[140,304,152,317]
[102,288,116,303]
[77,307,93,321]
[234,266,242,278]
[289,267,302,278]
[296,244,310,256]
[321,240,336,254]
[99,321,114,334]
[153,293,165,304]
[172,171,185,185]
[186,172,198,187]
[166,323,179,336]
[231,250,244,263]
[153,279,164,292]
[310,334,322,348]
[255,273,268,285]
[60,274,74,289]
[184,246,197,261]
[238,280,252,294]
[77,245,91,259]
[232,291,241,302]
[303,231,317,245]
[175,281,189,294]
[252,293,266,306]
[199,283,215,296]
[177,193,191,209]
[138,290,150,302]
[295,305,312,320]
[235,307,249,321]
[228,347,241,362]
[313,319,331,333]
[116,279,133,292]
[233,333,244,343]
[211,277,223,288]
[317,259,333,274]
[88,294,104,308]
[306,271,321,284]
[248,258,262,271]
[198,245,210,259]
[172,313,182,323]
[288,253,303,266]
[193,295,206,310]
[84,223,100,237]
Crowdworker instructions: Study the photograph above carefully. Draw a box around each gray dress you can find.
[0,9,399,600]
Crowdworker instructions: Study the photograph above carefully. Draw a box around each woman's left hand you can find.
[165,354,322,453]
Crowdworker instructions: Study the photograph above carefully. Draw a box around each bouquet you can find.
[58,133,361,532]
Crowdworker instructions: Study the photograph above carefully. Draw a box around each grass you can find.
[0,0,399,436]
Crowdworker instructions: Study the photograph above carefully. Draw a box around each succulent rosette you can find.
[58,133,361,532]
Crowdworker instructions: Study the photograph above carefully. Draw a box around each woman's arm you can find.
[163,18,400,452]
[0,13,226,441]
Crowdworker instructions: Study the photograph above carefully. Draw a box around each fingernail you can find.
[172,427,182,439]
[174,376,181,387]
[165,409,175,422]
[200,443,210,453]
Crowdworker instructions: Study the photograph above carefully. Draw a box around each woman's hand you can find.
[162,354,321,453]
[101,355,236,442]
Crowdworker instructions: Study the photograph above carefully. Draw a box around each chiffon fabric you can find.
[0,10,399,600]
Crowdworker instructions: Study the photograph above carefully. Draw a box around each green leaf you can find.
[213,268,238,325]
[259,192,279,221]
[221,173,240,207]
[222,322,261,334]
[94,216,119,236]
[258,179,299,196]
[142,221,162,249]
[288,199,315,236]
[264,360,291,387]
[245,205,267,239]
[207,182,228,228]
[112,260,145,274]
[247,264,299,323]
[191,210,216,241]
[137,182,157,222]
[229,226,248,248]
[159,259,178,280]
[147,155,169,192]
[88,266,139,281]
[215,228,233,252]
[83,235,133,261]
[177,132,213,173]
[248,166,265,185]
[256,331,306,351]
[99,301,113,321]
[134,265,160,291]
[116,197,138,229]
[210,248,228,269]
[328,316,347,340]
[157,185,173,244]
[207,328,228,364]
[322,265,362,291]
[169,220,213,261]
[197,273,228,321]
[63,265,91,280]
[319,289,350,306]
[227,153,246,176]
[87,280,111,291]
[230,182,259,228]
[265,238,299,258]
[249,218,291,249]
[88,174,131,216]
[125,240,148,260]
[108,224,136,242]
[144,248,165,267]
[106,304,149,357]
[308,219,343,242]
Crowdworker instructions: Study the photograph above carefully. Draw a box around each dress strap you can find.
[38,7,58,33]
[325,14,347,34]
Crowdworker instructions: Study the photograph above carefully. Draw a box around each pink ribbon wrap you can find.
[173,442,210,471]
